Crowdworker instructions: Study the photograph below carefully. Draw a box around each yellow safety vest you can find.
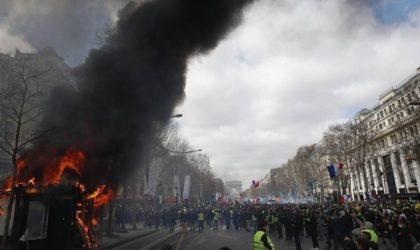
[362,229,378,244]
[198,213,204,221]
[252,230,275,250]
[213,212,219,221]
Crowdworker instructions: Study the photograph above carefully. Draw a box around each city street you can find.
[151,228,326,250]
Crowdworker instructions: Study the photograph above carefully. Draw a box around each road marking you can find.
[175,233,184,250]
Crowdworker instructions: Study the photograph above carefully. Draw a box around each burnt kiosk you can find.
[0,167,98,250]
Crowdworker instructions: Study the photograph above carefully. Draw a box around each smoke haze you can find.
[17,0,254,190]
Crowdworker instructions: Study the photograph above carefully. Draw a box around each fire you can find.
[79,184,86,193]
[87,185,114,208]
[28,177,35,185]
[3,177,12,191]
[76,215,98,249]
[1,160,27,191]
[87,185,106,199]
[48,147,86,185]
[0,146,115,249]
[16,159,26,175]
[25,177,37,193]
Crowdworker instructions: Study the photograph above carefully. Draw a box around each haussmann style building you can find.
[350,67,420,200]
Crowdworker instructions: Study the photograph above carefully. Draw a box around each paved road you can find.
[111,230,179,250]
[151,228,329,250]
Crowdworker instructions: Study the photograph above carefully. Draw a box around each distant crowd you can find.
[111,199,420,250]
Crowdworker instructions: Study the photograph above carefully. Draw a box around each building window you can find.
[373,159,383,187]
[410,127,415,136]
[394,152,405,185]
[399,131,404,142]
[380,139,385,148]
[391,135,397,144]
[407,160,417,184]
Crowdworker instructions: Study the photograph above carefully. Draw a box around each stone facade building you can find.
[351,68,420,200]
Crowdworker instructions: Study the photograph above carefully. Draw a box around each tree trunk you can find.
[0,157,17,250]
[0,196,15,250]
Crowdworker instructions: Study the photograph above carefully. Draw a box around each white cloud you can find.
[177,0,420,186]
[0,24,34,53]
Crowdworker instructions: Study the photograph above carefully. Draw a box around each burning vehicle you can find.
[0,148,112,250]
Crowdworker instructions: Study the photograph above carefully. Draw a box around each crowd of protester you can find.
[111,199,420,250]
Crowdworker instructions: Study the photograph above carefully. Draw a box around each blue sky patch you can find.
[369,0,420,24]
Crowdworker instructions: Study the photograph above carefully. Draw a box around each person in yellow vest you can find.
[267,212,275,233]
[361,221,378,244]
[198,211,205,233]
[252,221,275,250]
[213,210,220,231]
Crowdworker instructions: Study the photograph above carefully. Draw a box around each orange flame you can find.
[2,159,27,191]
[3,177,12,191]
[47,148,86,185]
[16,159,26,176]
[79,184,86,193]
[0,146,115,249]
[87,185,114,208]
[76,215,98,249]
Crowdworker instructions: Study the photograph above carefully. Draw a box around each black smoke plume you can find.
[17,0,254,191]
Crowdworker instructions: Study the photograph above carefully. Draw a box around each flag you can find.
[251,180,260,188]
[327,163,344,178]
[327,164,337,178]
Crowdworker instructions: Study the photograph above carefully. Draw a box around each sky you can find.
[1,0,420,188]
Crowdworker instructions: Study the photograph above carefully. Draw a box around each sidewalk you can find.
[98,224,157,250]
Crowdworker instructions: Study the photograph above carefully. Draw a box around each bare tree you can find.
[0,52,56,250]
